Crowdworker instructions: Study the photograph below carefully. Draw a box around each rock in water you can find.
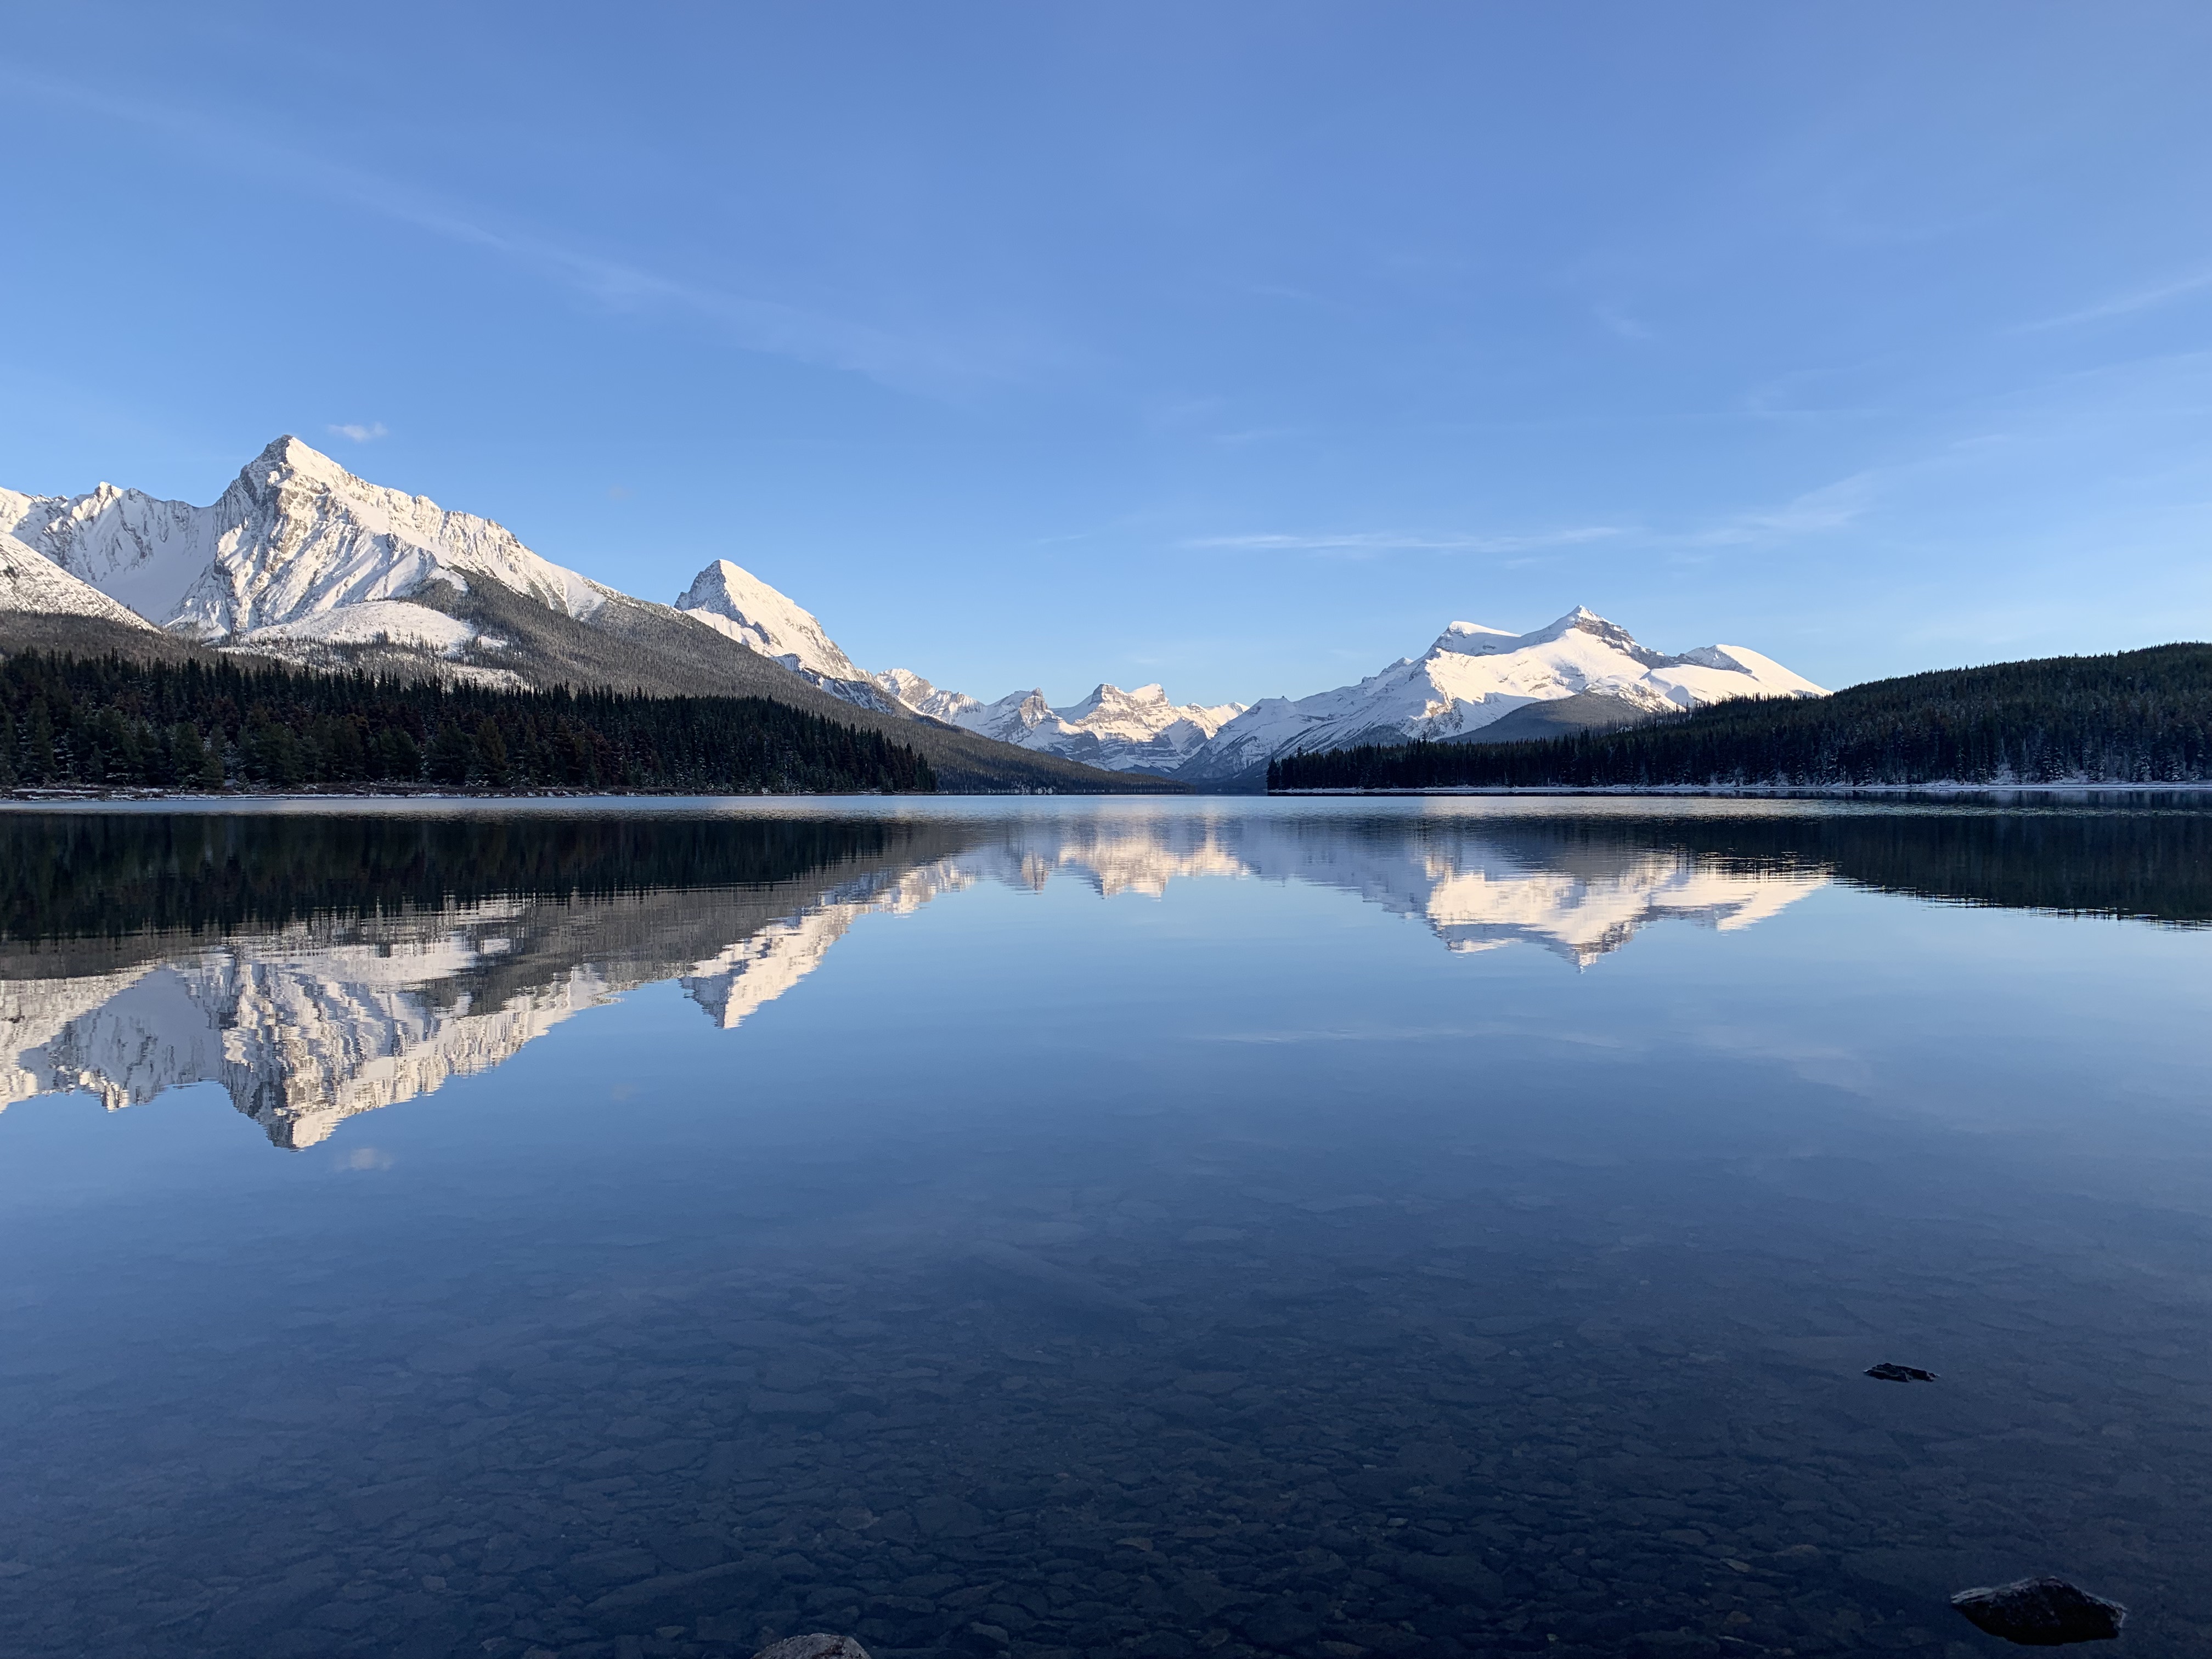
[1865,1362,1939,1382]
[753,1639,872,1659]
[1950,1577,2126,1645]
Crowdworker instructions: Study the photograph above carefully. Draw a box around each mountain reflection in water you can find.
[3,797,2211,1659]
[2,802,2203,1147]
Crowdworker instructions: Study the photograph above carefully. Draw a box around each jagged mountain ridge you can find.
[867,613,1820,784]
[0,439,1170,793]
[1176,607,1827,786]
[0,437,607,644]
[1,437,1824,787]
[873,673,1246,776]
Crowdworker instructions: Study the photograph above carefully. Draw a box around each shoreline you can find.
[7,781,2209,809]
[0,785,1144,807]
[1271,781,2212,797]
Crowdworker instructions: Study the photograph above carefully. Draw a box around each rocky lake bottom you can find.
[1,798,2207,1659]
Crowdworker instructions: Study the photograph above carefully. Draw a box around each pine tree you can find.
[473,717,512,786]
[24,697,55,785]
[426,723,475,786]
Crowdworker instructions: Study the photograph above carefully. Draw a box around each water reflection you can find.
[2,800,2209,1659]
[4,804,2204,1145]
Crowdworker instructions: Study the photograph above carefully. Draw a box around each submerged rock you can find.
[1865,1362,1939,1382]
[754,1638,873,1659]
[1950,1576,2126,1645]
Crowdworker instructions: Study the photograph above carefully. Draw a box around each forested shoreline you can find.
[0,651,935,795]
[1271,644,2212,792]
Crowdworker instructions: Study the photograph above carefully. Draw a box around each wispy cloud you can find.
[2015,269,2212,333]
[1184,526,1622,558]
[328,421,388,443]
[1594,303,1654,342]
[1696,472,1875,542]
[8,71,1046,397]
[1190,472,1883,569]
[1646,472,1881,556]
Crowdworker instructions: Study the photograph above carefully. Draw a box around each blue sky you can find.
[3,2,2205,706]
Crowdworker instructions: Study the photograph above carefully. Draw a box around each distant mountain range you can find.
[1272,642,2212,790]
[1,437,1826,786]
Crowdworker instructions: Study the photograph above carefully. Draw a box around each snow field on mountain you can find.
[0,532,164,629]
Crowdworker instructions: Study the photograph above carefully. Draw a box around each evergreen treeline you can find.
[0,651,934,795]
[1271,645,2212,791]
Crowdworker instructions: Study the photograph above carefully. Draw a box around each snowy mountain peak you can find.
[252,433,351,487]
[1432,619,1522,655]
[0,436,612,642]
[1179,607,1827,783]
[1064,681,1163,719]
[1431,607,1672,670]
[872,668,986,724]
[674,558,866,684]
[905,678,1248,774]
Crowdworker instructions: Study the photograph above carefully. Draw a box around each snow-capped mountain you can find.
[1178,606,1825,783]
[674,558,903,711]
[871,668,986,725]
[0,436,611,643]
[871,672,1245,775]
[1,438,1826,789]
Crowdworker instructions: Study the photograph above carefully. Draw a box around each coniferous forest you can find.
[1271,644,2212,792]
[0,651,935,794]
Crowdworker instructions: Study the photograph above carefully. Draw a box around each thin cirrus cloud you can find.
[328,421,388,443]
[1593,303,1655,342]
[1186,527,1623,557]
[1190,473,1882,564]
[10,71,1047,398]
[1677,471,1876,546]
[318,170,1046,398]
[2013,268,2212,334]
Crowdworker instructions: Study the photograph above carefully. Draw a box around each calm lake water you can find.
[1,796,2208,1659]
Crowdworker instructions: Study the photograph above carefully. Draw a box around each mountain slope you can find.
[1,532,166,630]
[1,531,219,665]
[678,561,869,684]
[1181,606,1825,786]
[1434,691,1654,744]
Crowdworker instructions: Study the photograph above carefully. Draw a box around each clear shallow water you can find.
[1,797,2208,1659]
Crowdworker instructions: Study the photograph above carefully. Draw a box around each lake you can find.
[1,795,2208,1659]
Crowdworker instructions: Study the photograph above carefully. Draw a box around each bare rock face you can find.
[1950,1576,2126,1645]
[753,1637,872,1659]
